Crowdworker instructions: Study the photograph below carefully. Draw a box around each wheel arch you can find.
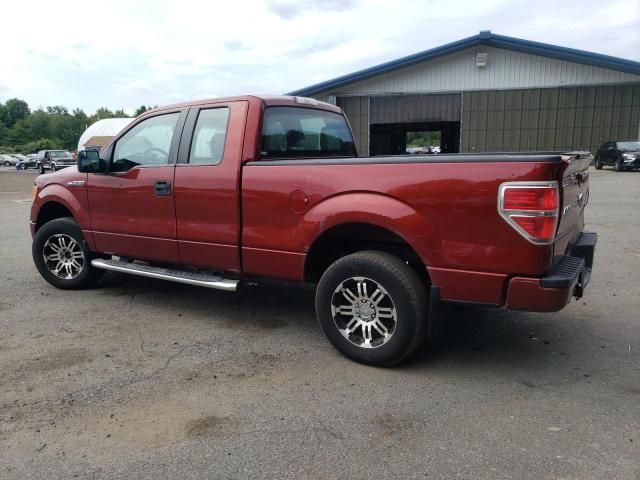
[33,184,90,234]
[35,201,75,231]
[301,193,434,283]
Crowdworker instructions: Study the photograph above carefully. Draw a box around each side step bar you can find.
[91,258,238,291]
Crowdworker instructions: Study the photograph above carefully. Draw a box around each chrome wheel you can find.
[42,234,84,279]
[331,276,397,349]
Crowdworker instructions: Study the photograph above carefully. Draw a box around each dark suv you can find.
[594,141,640,171]
[37,150,75,174]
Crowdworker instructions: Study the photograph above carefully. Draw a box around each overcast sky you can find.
[2,0,639,115]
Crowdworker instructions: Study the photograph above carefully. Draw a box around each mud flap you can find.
[426,285,447,339]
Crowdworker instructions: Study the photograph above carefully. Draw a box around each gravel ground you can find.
[0,166,638,479]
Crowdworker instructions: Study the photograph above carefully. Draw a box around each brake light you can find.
[498,182,559,244]
[503,187,557,211]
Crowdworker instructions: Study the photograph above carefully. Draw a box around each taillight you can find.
[498,182,559,244]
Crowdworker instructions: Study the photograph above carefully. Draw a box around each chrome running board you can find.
[91,258,238,292]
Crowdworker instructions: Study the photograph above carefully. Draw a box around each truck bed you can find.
[241,151,592,306]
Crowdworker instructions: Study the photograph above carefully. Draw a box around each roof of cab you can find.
[142,94,342,117]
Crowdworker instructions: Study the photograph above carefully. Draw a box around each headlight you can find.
[623,153,634,161]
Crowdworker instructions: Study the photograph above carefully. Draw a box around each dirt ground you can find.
[0,166,638,479]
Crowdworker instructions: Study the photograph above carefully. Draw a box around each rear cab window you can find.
[260,107,356,159]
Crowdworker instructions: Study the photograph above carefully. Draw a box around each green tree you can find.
[19,138,63,154]
[92,107,115,122]
[0,122,8,145]
[1,98,136,152]
[134,105,158,116]
[2,98,31,128]
[47,105,69,115]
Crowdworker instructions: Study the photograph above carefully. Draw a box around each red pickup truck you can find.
[30,95,597,366]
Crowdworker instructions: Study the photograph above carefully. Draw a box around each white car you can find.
[1,154,19,166]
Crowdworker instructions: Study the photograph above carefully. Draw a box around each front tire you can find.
[32,217,104,289]
[594,157,602,170]
[3,161,9,166]
[614,157,624,172]
[315,251,428,366]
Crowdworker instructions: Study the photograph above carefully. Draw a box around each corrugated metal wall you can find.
[336,96,370,156]
[462,84,640,153]
[336,46,640,95]
[370,94,461,124]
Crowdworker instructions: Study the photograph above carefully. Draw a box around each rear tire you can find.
[3,161,9,166]
[32,217,104,290]
[40,165,45,174]
[594,157,602,170]
[315,251,428,366]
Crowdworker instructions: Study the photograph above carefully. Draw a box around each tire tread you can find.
[316,250,428,366]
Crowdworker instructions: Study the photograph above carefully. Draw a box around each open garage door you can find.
[369,94,461,155]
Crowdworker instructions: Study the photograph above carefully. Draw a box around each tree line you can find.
[0,99,156,154]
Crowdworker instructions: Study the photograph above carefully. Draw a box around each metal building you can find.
[289,31,640,156]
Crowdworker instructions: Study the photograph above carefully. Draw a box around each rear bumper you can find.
[505,232,597,312]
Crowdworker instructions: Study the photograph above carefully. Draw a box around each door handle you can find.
[154,180,171,196]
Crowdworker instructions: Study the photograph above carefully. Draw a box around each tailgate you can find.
[554,151,592,256]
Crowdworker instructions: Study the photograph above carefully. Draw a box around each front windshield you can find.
[50,151,72,158]
[618,142,640,151]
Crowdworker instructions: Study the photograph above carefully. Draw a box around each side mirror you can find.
[77,150,102,173]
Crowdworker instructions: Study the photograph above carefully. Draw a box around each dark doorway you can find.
[370,122,460,156]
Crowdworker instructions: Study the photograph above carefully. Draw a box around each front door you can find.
[87,110,186,263]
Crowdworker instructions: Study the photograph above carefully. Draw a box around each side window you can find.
[112,112,180,172]
[188,108,230,165]
[260,107,356,159]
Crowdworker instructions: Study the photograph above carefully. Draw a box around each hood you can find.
[35,166,82,188]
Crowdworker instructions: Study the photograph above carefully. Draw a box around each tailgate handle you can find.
[154,180,171,196]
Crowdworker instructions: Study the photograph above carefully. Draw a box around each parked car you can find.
[594,140,640,171]
[36,150,75,173]
[1,154,19,166]
[10,153,28,162]
[30,95,597,366]
[17,155,39,170]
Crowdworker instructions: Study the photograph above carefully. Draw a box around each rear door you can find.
[87,110,187,263]
[173,101,248,272]
[604,142,615,164]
